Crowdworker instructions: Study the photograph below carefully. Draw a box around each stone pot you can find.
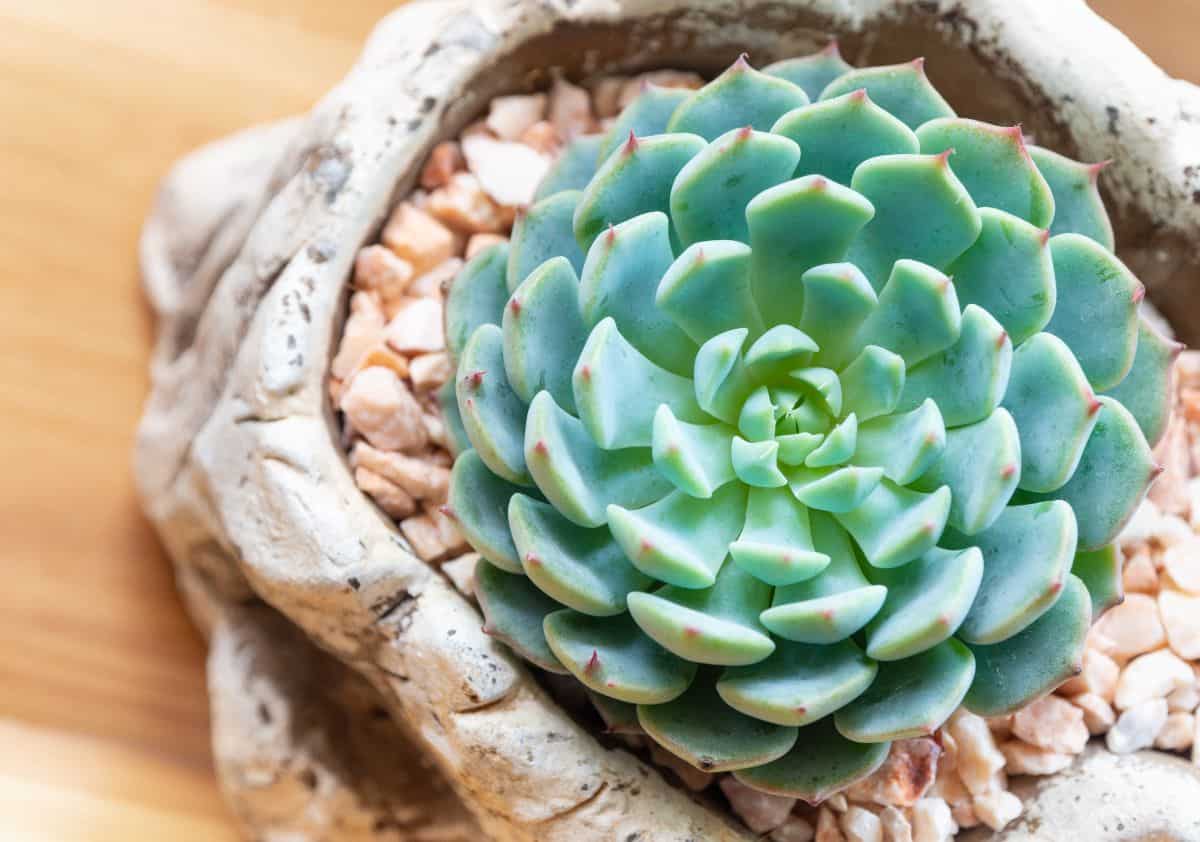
[135,1,1200,839]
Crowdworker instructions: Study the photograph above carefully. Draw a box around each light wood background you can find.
[0,2,1194,839]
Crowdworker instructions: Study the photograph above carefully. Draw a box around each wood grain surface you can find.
[0,2,1193,839]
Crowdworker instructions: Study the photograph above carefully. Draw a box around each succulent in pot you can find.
[446,50,1169,798]
[134,0,1200,839]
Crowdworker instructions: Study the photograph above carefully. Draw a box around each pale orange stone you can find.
[548,76,596,138]
[427,171,510,234]
[465,233,508,259]
[485,93,547,141]
[844,738,939,807]
[353,245,415,315]
[1123,547,1160,593]
[385,297,445,355]
[407,258,463,300]
[381,203,457,276]
[815,807,846,842]
[1011,696,1089,754]
[590,76,629,118]
[518,120,563,156]
[352,442,450,502]
[461,135,550,208]
[1150,416,1191,516]
[1115,648,1195,709]
[419,140,465,190]
[339,366,428,453]
[998,741,1074,775]
[1159,588,1200,659]
[410,352,453,392]
[1163,536,1200,593]
[353,466,416,519]
[1155,712,1194,751]
[331,290,386,381]
[1069,692,1116,734]
[1089,593,1166,660]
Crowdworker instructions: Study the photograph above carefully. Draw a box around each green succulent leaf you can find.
[916,119,1054,227]
[457,324,531,485]
[964,575,1091,716]
[545,609,696,703]
[839,345,906,422]
[800,263,879,369]
[694,328,757,424]
[731,486,832,586]
[1001,332,1100,493]
[507,191,587,293]
[597,85,692,163]
[747,176,876,326]
[524,390,672,527]
[733,717,891,803]
[789,465,884,514]
[588,691,642,734]
[449,449,525,572]
[1029,145,1115,251]
[651,406,736,498]
[718,640,877,727]
[761,513,887,643]
[806,413,858,469]
[898,304,1012,428]
[1071,544,1123,618]
[820,58,955,130]
[732,436,789,488]
[835,639,975,742]
[476,560,568,673]
[446,242,509,359]
[667,56,811,141]
[835,479,951,569]
[947,500,1078,644]
[745,325,819,381]
[574,133,706,250]
[774,89,920,186]
[657,240,764,345]
[503,257,589,411]
[856,259,962,367]
[628,562,776,665]
[534,134,604,201]
[764,43,854,100]
[864,546,983,661]
[848,154,981,290]
[638,675,799,772]
[578,211,698,375]
[509,493,652,616]
[438,377,471,456]
[1102,318,1182,448]
[671,127,800,246]
[852,399,946,486]
[608,483,748,588]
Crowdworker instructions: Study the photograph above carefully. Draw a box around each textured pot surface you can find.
[136,1,1200,839]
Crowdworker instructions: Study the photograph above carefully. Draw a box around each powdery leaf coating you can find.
[445,50,1163,798]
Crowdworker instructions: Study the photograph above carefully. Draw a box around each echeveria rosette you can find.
[440,50,1176,800]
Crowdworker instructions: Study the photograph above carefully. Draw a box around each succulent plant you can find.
[441,47,1175,800]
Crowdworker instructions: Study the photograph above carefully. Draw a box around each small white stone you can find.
[461,134,550,207]
[946,710,1005,796]
[1089,593,1166,660]
[839,806,882,842]
[826,793,848,813]
[1160,588,1200,659]
[1069,692,1116,734]
[1155,711,1195,751]
[1118,497,1163,544]
[998,740,1074,775]
[972,789,1022,831]
[380,203,457,276]
[771,817,816,842]
[440,554,478,597]
[385,297,445,355]
[1058,647,1120,700]
[547,76,595,138]
[719,776,795,833]
[879,806,912,842]
[1122,548,1160,594]
[815,807,846,842]
[1163,537,1200,593]
[910,798,957,842]
[485,93,547,141]
[1169,683,1200,712]
[1107,698,1169,754]
[409,352,453,392]
[339,367,428,452]
[1011,695,1089,753]
[1114,648,1194,709]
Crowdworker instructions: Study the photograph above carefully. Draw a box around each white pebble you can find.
[1107,698,1169,754]
[1114,648,1194,709]
[910,798,957,842]
[1160,589,1200,659]
[1155,712,1195,751]
[972,790,1022,831]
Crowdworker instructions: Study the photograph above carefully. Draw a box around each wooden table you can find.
[0,2,1194,839]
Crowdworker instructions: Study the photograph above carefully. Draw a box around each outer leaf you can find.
[457,324,531,485]
[820,58,955,130]
[448,449,524,572]
[774,88,919,185]
[607,484,748,589]
[666,56,810,140]
[587,692,642,734]
[718,641,876,727]
[733,717,890,803]
[446,242,509,359]
[945,207,1055,346]
[1001,332,1100,493]
[597,85,692,163]
[506,191,586,293]
[898,304,1012,428]
[628,562,776,665]
[503,256,589,411]
[731,486,831,586]
[573,317,704,449]
[764,42,854,100]
[1102,317,1182,447]
[848,154,981,290]
[835,639,975,742]
[694,328,756,424]
[1045,233,1143,391]
[657,240,764,344]
[651,405,736,498]
[509,494,652,616]
[916,118,1054,226]
[1025,397,1158,551]
[476,560,567,674]
[747,176,875,326]
[524,390,671,527]
[1072,544,1123,618]
[800,263,878,369]
[534,134,604,200]
[834,480,951,569]
[671,127,801,245]
[438,378,471,456]
[639,676,799,772]
[947,500,1078,644]
[573,133,705,250]
[761,513,887,643]
[578,211,697,375]
[964,575,1091,716]
[544,610,696,703]
[1029,145,1115,251]
[856,259,962,367]
[864,546,983,660]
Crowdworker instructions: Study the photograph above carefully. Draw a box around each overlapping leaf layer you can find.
[440,48,1173,798]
